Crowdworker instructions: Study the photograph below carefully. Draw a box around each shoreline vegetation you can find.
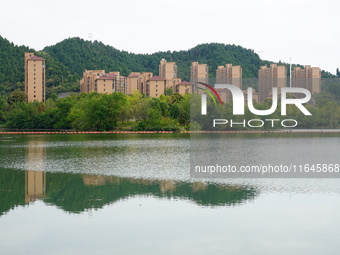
[1,91,340,132]
[1,36,340,131]
[1,130,340,135]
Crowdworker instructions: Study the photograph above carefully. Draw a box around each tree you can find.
[68,92,128,131]
[6,102,40,129]
[177,94,191,126]
[8,90,26,106]
[164,87,173,96]
[0,95,8,123]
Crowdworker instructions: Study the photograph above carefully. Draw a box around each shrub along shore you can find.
[1,90,340,132]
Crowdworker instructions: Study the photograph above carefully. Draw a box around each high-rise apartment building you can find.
[258,64,286,102]
[24,52,46,102]
[216,64,242,102]
[159,59,177,80]
[291,65,321,95]
[216,64,242,88]
[190,62,208,85]
[158,59,181,94]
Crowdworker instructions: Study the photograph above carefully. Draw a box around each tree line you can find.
[1,90,190,131]
[1,89,340,131]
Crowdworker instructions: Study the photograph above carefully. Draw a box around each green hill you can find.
[0,35,338,98]
[42,37,262,79]
[0,36,31,91]
[0,36,263,96]
[0,36,78,96]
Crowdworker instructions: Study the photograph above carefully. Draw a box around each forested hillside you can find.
[0,36,78,96]
[0,36,339,99]
[0,36,264,97]
[43,37,262,79]
[0,36,31,92]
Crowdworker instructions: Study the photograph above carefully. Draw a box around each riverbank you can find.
[1,130,340,134]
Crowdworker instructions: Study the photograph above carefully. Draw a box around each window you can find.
[34,77,36,80]
[156,89,158,92]
[156,93,158,97]
[34,95,36,98]
[156,85,158,88]
[34,86,36,89]
[104,89,106,92]
[34,91,36,93]
[34,73,36,76]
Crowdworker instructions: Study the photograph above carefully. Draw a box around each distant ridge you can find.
[0,35,335,97]
[42,37,262,79]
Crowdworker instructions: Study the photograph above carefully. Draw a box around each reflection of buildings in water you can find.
[25,171,46,203]
[159,180,176,193]
[25,140,46,203]
[82,175,106,186]
[82,175,120,186]
[191,182,207,192]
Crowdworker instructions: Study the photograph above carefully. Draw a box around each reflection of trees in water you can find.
[0,168,26,216]
[0,169,259,215]
[45,174,259,212]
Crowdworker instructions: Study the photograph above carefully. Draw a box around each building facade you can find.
[80,70,105,93]
[24,52,46,102]
[243,88,260,103]
[216,64,242,102]
[80,70,127,94]
[159,59,177,80]
[95,74,115,94]
[175,81,192,94]
[190,62,208,85]
[127,74,139,94]
[146,76,166,97]
[167,77,182,93]
[291,65,321,95]
[258,64,286,102]
[216,64,242,88]
[128,72,153,94]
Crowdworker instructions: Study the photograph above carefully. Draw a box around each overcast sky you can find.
[1,0,339,74]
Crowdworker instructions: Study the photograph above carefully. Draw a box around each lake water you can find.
[1,133,340,255]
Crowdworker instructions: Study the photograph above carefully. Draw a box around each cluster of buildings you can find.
[24,52,321,103]
[258,64,321,101]
[79,59,194,98]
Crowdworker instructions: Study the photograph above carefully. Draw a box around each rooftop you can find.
[97,73,116,80]
[148,76,166,81]
[178,81,191,85]
[28,56,45,61]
